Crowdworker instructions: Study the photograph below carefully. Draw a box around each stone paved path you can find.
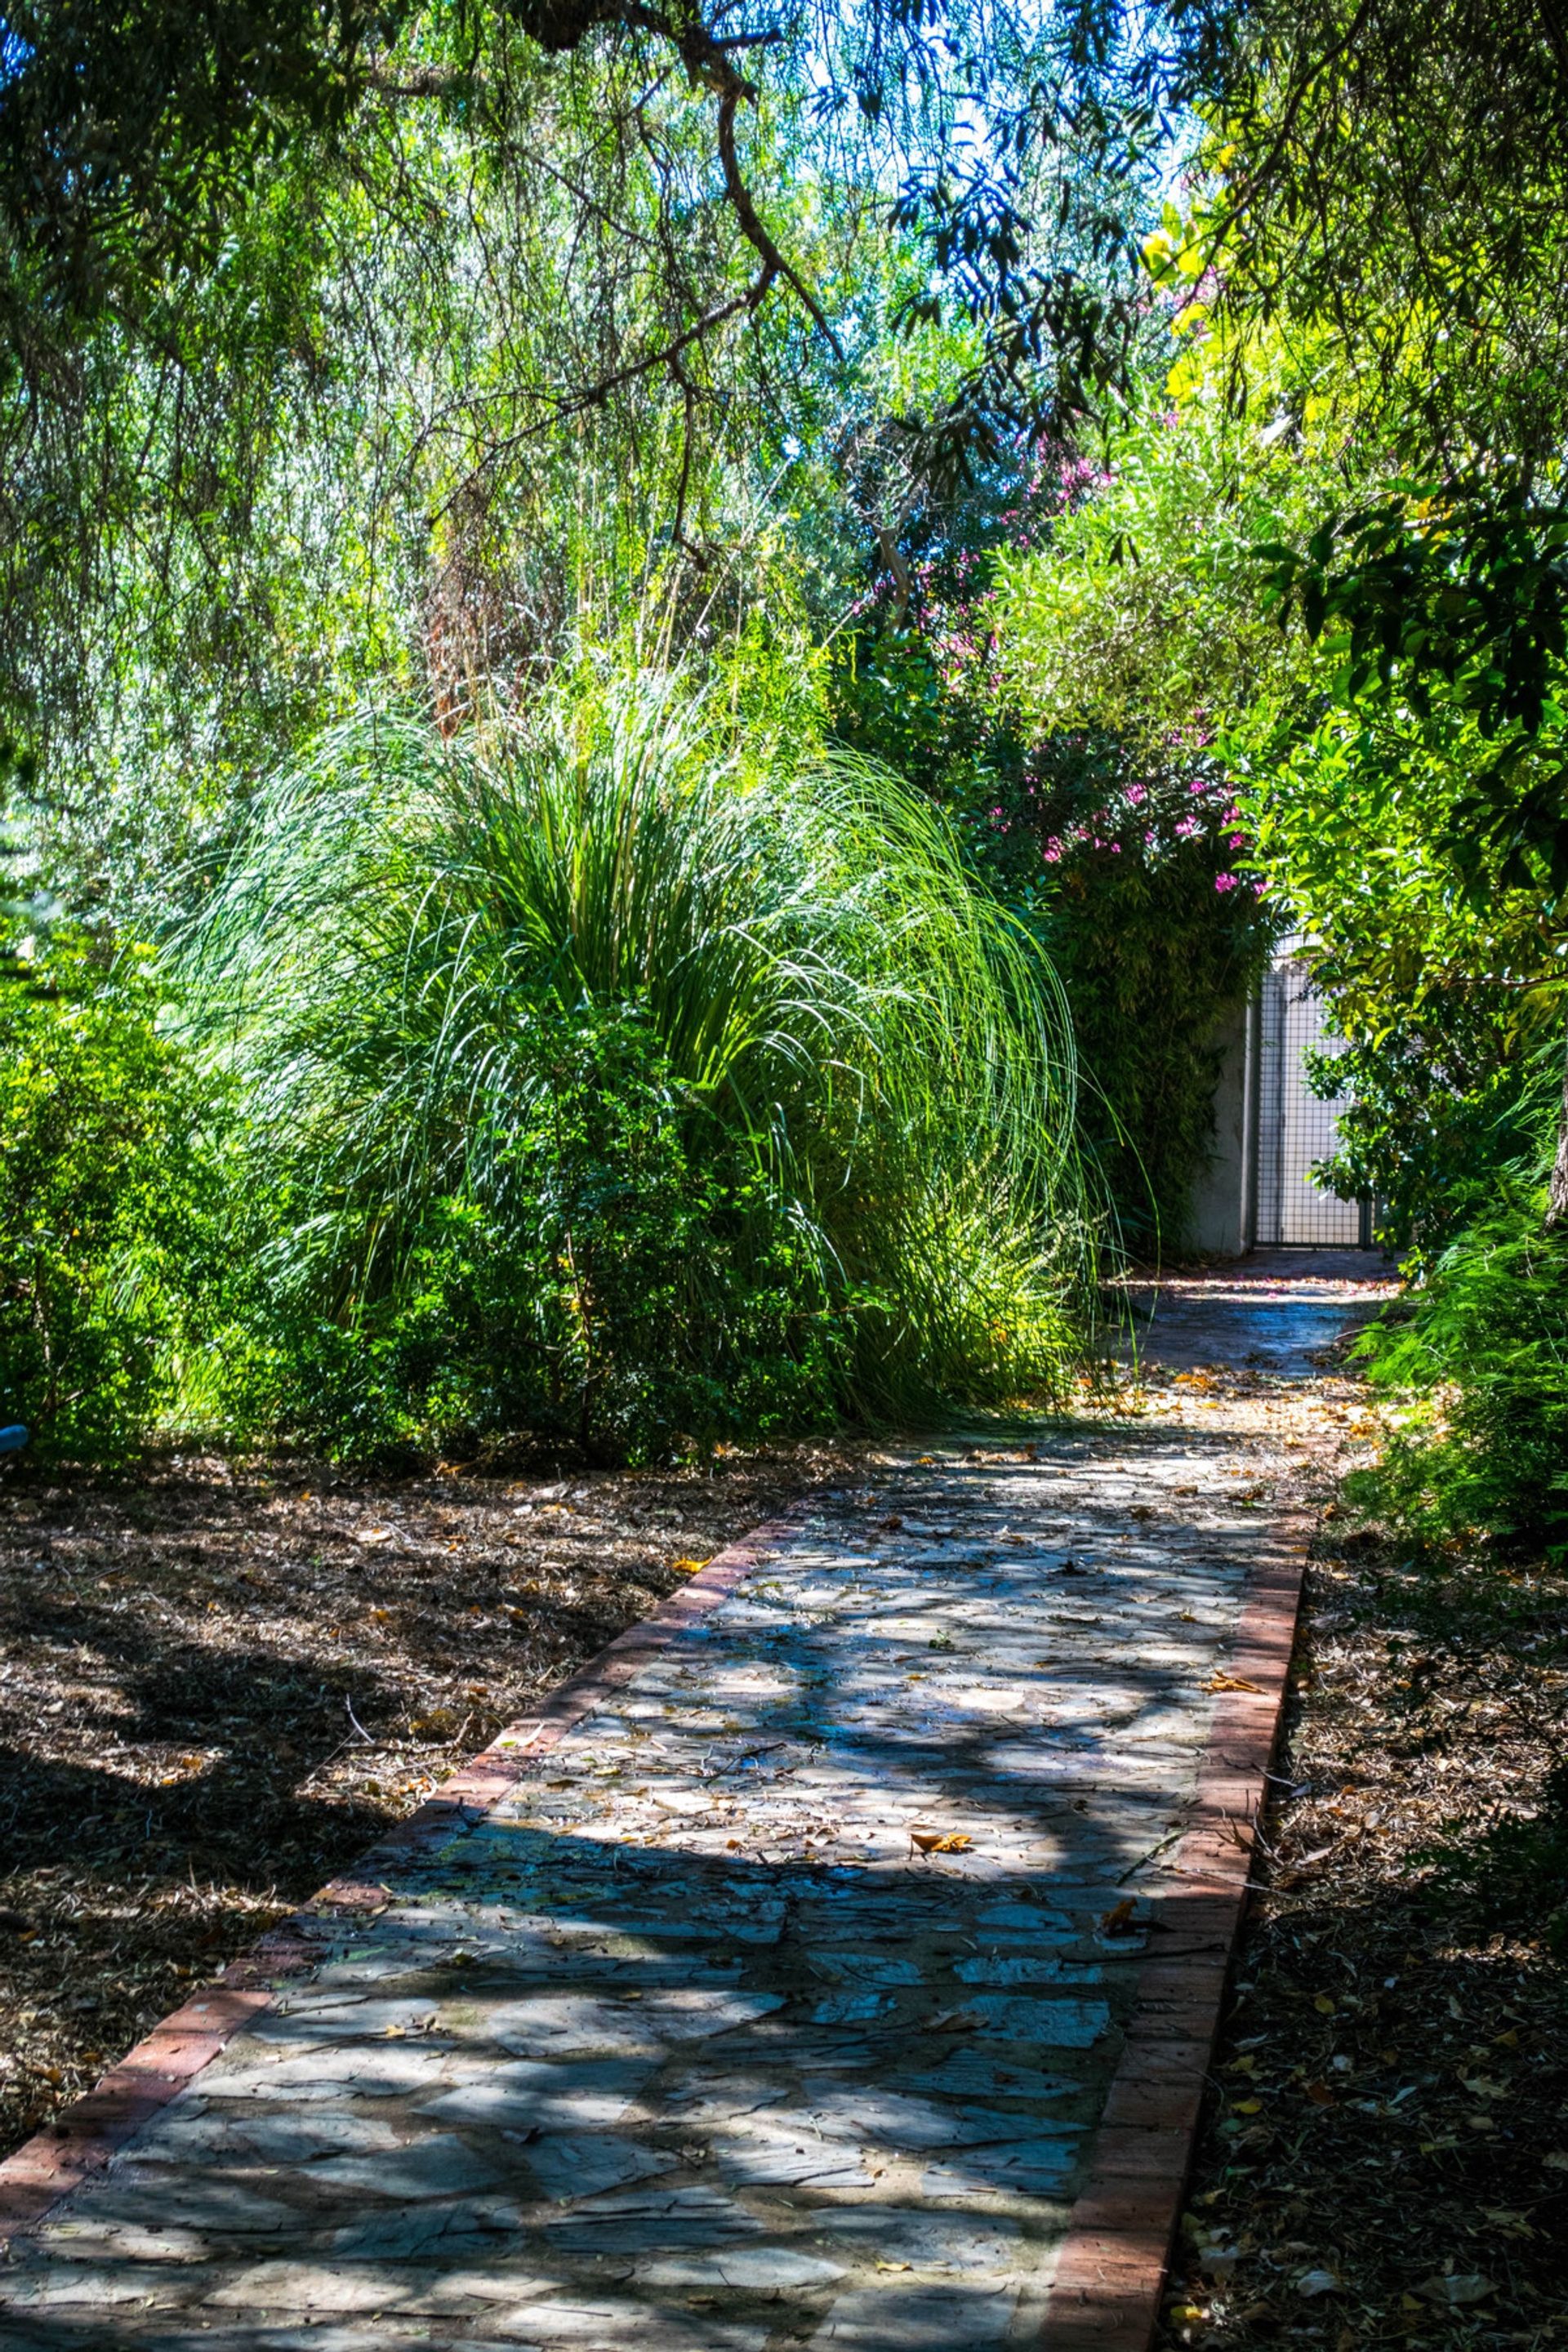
[0,1262,1389,2350]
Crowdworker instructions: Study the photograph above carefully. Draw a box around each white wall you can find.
[1186,998,1254,1257]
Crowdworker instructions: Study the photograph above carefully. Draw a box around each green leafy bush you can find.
[835,613,1273,1254]
[1349,1182,1568,1557]
[222,1002,846,1461]
[0,936,216,1460]
[185,678,1091,1462]
[1305,1010,1546,1263]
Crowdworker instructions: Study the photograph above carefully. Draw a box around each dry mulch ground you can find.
[0,1437,860,2162]
[1158,1456,1568,2347]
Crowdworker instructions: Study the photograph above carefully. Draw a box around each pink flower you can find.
[1214,873,1239,893]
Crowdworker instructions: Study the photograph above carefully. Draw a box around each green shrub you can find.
[222,1002,846,1461]
[1349,1181,1568,1557]
[0,935,216,1460]
[1301,987,1552,1264]
[183,676,1091,1462]
[836,616,1273,1254]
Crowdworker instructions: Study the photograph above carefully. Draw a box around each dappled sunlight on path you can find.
[0,1263,1384,2350]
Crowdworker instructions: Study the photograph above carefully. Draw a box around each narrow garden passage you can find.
[0,1259,1392,2350]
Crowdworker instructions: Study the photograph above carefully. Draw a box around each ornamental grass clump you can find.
[184,675,1090,1458]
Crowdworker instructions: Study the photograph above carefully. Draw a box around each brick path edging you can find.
[1038,1517,1311,2351]
[0,1513,800,2247]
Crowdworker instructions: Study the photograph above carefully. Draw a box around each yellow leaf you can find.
[1314,1993,1336,2015]
[1233,2097,1263,2114]
[671,1557,710,1575]
[911,1830,972,1854]
[1206,1672,1263,1694]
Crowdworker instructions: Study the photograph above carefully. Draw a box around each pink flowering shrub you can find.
[829,437,1276,1250]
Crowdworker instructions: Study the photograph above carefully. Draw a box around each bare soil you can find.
[0,1439,858,2160]
[1158,1515,1568,2350]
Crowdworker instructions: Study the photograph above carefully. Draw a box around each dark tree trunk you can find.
[1548,1025,1568,1229]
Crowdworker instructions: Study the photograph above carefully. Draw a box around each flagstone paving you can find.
[0,1262,1390,2350]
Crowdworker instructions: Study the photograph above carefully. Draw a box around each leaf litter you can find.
[1151,1365,1568,2352]
[0,1434,863,2159]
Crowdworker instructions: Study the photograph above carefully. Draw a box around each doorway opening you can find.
[1252,949,1373,1248]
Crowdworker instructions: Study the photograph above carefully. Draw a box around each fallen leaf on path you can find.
[911,1830,972,1853]
[671,1557,711,1575]
[1099,1898,1138,1936]
[1206,1672,1263,1694]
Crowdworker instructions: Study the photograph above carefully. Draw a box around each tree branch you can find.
[715,86,842,356]
[430,266,776,521]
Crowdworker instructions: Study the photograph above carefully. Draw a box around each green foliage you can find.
[1236,676,1568,1255]
[1024,741,1273,1254]
[837,682,1272,1257]
[939,403,1290,1251]
[1259,484,1568,902]
[220,1000,845,1463]
[0,934,216,1460]
[993,385,1318,760]
[1158,0,1568,476]
[1349,1182,1568,1557]
[183,675,1089,1462]
[1306,1009,1552,1261]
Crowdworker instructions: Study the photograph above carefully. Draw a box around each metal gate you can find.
[1253,954,1370,1247]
